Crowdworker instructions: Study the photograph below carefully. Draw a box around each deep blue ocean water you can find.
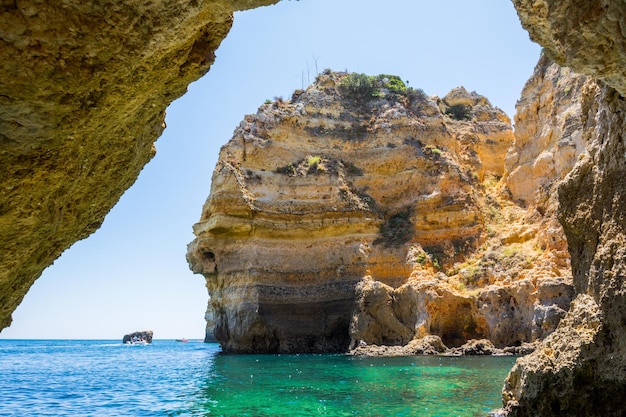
[0,340,515,416]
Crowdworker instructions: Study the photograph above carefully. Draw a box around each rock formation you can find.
[187,71,575,353]
[0,0,277,330]
[122,330,153,344]
[348,335,448,357]
[497,2,626,416]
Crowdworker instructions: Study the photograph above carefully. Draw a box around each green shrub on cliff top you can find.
[339,73,377,100]
[378,74,407,94]
[339,73,410,101]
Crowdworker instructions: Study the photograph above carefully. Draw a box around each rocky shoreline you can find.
[348,336,538,357]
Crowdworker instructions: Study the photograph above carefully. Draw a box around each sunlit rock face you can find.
[504,54,590,208]
[0,0,277,330]
[187,71,575,353]
[0,0,621,413]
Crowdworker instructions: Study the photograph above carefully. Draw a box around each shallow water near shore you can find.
[0,339,515,416]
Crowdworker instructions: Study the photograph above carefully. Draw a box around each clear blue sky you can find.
[0,0,540,339]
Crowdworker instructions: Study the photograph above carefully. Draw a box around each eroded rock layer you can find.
[188,71,576,353]
[0,0,277,330]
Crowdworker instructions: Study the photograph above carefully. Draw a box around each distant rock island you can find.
[122,330,153,344]
[187,66,582,354]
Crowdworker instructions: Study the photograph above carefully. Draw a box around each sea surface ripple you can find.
[0,340,515,416]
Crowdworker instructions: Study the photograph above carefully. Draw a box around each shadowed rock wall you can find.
[512,0,626,97]
[0,0,277,330]
[499,1,626,415]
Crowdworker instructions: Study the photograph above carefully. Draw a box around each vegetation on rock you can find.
[445,104,473,120]
[338,72,426,103]
[374,208,414,248]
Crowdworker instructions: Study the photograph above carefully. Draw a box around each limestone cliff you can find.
[0,0,277,330]
[187,71,575,353]
[498,1,626,416]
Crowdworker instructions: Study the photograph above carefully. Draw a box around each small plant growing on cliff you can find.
[343,161,364,176]
[275,156,341,177]
[374,208,414,248]
[432,257,441,270]
[458,263,483,286]
[306,155,322,167]
[416,252,427,264]
[275,164,296,176]
[423,144,443,158]
[305,155,326,174]
[445,104,473,121]
[408,245,430,266]
[407,87,428,103]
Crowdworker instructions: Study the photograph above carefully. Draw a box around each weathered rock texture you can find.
[0,0,277,330]
[499,2,626,416]
[187,71,575,353]
[501,66,626,417]
[513,0,626,97]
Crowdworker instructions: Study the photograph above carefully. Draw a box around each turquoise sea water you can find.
[0,340,515,416]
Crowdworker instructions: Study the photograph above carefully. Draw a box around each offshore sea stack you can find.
[0,0,278,331]
[122,330,153,344]
[498,1,626,416]
[187,71,576,353]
